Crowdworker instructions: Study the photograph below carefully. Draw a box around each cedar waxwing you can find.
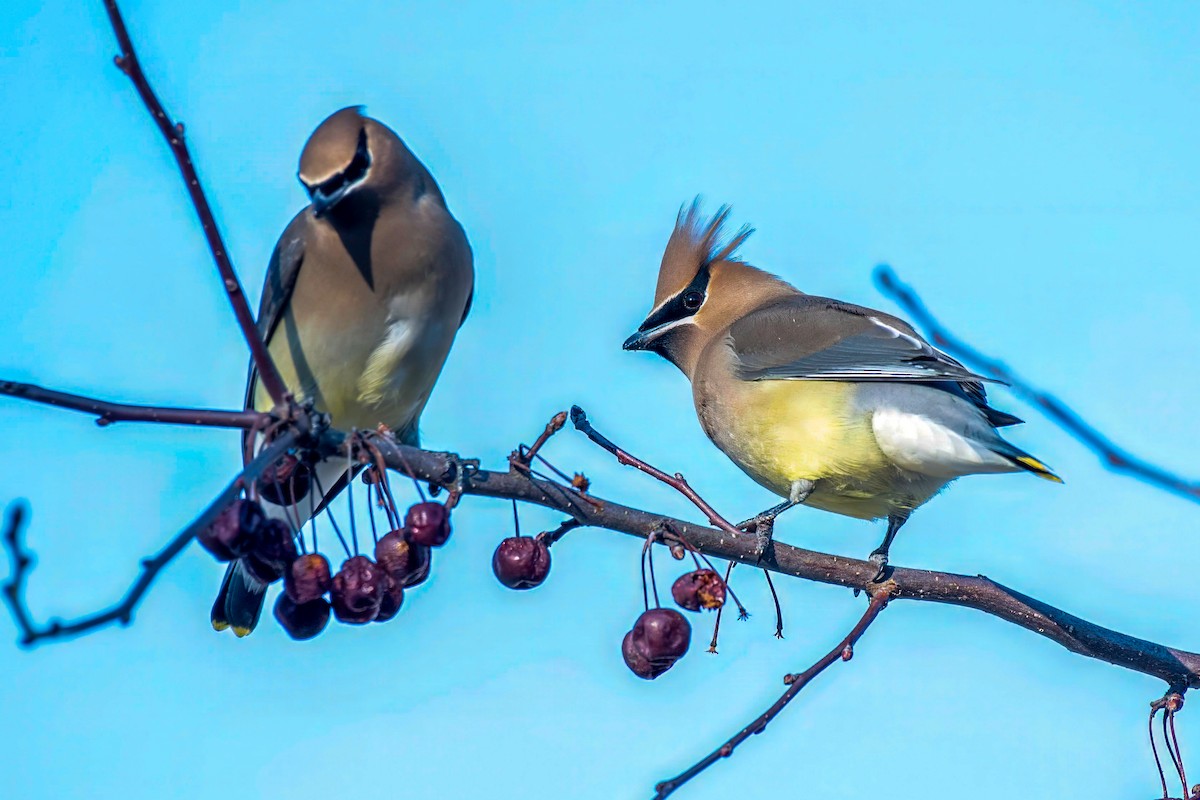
[211,107,474,636]
[623,201,1058,576]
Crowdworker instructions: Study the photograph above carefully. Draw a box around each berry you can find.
[374,574,404,623]
[622,630,670,680]
[285,553,332,604]
[198,499,265,561]
[406,502,451,547]
[273,593,330,640]
[631,608,691,663]
[256,454,312,506]
[330,555,385,624]
[254,519,298,571]
[671,569,726,612]
[492,536,551,590]
[374,530,432,587]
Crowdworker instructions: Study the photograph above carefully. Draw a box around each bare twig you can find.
[1,431,298,646]
[874,264,1200,504]
[512,410,568,466]
[100,0,287,405]
[0,380,265,429]
[569,406,745,538]
[653,588,892,798]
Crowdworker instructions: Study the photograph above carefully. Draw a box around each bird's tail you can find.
[211,559,268,637]
[211,458,351,637]
[990,440,1063,483]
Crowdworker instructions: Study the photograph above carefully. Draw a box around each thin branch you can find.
[0,380,265,429]
[512,410,568,466]
[1,431,298,646]
[874,264,1200,505]
[569,406,746,538]
[100,0,288,405]
[360,432,1200,691]
[653,589,892,798]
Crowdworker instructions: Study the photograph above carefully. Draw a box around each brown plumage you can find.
[213,108,473,636]
[624,200,1057,576]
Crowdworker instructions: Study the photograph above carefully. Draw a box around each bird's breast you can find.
[696,378,941,519]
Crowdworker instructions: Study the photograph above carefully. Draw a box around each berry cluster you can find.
[488,511,729,681]
[199,454,451,640]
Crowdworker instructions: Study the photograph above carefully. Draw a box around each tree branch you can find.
[1,431,298,646]
[874,264,1200,505]
[652,588,892,798]
[0,380,265,429]
[359,430,1200,691]
[99,0,288,405]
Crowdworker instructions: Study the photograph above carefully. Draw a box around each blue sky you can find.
[2,1,1199,797]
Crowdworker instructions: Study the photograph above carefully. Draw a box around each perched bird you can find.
[212,107,474,635]
[623,201,1058,576]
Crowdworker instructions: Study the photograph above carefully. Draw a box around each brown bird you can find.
[212,107,474,636]
[623,202,1058,576]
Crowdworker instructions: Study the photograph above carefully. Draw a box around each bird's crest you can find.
[654,198,755,307]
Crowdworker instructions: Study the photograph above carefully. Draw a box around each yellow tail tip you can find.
[211,620,230,632]
[1016,456,1064,484]
[232,626,253,638]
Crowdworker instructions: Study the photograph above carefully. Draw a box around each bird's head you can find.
[624,200,790,376]
[298,106,416,218]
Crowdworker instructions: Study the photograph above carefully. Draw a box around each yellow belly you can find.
[701,380,929,520]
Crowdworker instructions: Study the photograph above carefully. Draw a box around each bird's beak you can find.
[307,183,352,218]
[623,319,672,351]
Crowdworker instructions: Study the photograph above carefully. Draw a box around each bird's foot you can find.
[867,550,890,582]
[733,516,774,561]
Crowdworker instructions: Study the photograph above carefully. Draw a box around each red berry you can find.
[406,502,451,547]
[256,454,312,506]
[330,555,385,624]
[492,536,551,590]
[198,499,265,561]
[671,569,726,612]
[622,630,670,680]
[254,519,299,571]
[632,608,691,664]
[285,553,332,604]
[273,593,330,640]
[374,574,404,623]
[373,530,432,587]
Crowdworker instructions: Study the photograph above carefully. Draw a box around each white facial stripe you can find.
[640,315,693,341]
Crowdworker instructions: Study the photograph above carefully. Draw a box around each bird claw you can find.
[868,551,889,582]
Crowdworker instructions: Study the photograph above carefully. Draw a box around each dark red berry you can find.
[671,569,726,612]
[244,554,283,584]
[622,630,670,680]
[373,530,432,587]
[256,454,312,506]
[254,519,298,571]
[285,553,332,604]
[492,536,551,590]
[198,499,265,561]
[406,502,451,547]
[273,593,330,640]
[374,573,404,623]
[632,608,691,664]
[330,555,385,624]
[400,544,432,588]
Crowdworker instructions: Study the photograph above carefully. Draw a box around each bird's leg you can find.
[868,512,909,581]
[736,480,814,557]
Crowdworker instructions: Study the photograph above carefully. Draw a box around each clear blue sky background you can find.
[2,2,1198,797]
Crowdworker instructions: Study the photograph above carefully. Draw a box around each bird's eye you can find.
[682,290,704,311]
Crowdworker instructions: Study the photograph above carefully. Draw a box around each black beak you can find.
[308,183,351,218]
[622,329,654,351]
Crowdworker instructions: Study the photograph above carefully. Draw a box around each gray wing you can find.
[730,296,1019,423]
[242,211,308,460]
